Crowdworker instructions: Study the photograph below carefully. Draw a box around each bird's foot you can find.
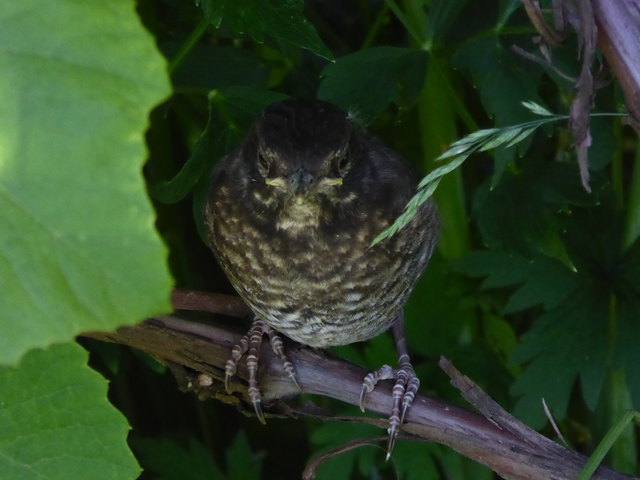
[225,319,300,424]
[359,353,419,459]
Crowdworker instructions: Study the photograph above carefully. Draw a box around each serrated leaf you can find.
[0,0,172,364]
[510,201,640,426]
[456,249,579,314]
[0,343,140,480]
[208,0,333,60]
[503,255,578,312]
[511,286,609,427]
[318,47,428,125]
[455,250,530,289]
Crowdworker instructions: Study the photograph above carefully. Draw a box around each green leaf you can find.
[201,0,333,60]
[511,288,610,427]
[521,100,554,117]
[0,343,140,480]
[455,250,578,312]
[198,0,224,28]
[453,35,543,180]
[0,0,172,364]
[392,442,439,480]
[226,431,264,480]
[151,99,220,204]
[134,432,265,480]
[477,127,528,151]
[189,87,289,240]
[406,256,472,359]
[472,161,592,257]
[362,332,396,368]
[576,411,640,480]
[436,443,494,479]
[503,126,538,148]
[616,292,640,408]
[503,255,578,313]
[456,250,531,289]
[510,201,640,427]
[310,422,380,480]
[422,0,469,48]
[318,47,428,125]
[132,437,224,480]
[453,37,542,127]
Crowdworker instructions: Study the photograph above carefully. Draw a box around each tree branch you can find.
[83,290,636,480]
[592,0,640,132]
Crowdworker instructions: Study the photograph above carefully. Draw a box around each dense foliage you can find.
[1,0,639,479]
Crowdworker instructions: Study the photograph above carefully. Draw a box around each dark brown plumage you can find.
[204,98,438,452]
[205,98,438,346]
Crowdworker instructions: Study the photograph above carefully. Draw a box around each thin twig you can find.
[521,0,566,47]
[510,44,576,82]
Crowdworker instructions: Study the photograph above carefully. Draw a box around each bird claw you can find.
[359,365,393,412]
[358,387,367,413]
[249,385,266,425]
[224,319,300,422]
[360,354,419,459]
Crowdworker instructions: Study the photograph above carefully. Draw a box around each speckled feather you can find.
[205,99,438,348]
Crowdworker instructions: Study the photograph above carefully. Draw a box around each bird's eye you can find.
[257,153,270,174]
[337,154,350,176]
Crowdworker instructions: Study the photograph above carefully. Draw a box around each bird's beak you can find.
[287,168,315,197]
[265,169,342,197]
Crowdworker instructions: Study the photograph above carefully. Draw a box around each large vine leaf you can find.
[0,0,173,364]
[0,343,140,479]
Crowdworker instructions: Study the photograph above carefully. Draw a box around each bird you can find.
[204,98,439,455]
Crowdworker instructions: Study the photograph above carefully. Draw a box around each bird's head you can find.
[242,99,360,229]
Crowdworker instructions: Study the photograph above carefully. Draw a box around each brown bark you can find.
[593,0,640,132]
[83,289,637,480]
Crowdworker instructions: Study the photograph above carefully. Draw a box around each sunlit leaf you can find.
[0,0,172,364]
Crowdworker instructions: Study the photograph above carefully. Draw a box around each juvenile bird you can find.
[204,98,439,454]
